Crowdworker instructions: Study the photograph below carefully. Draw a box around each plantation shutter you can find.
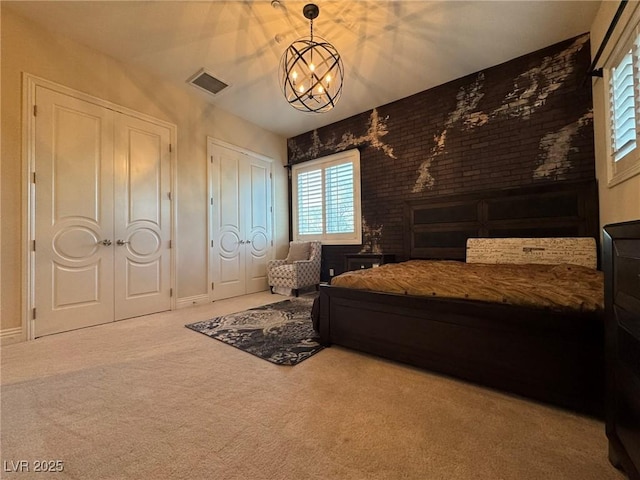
[604,15,640,185]
[610,50,637,160]
[297,169,323,235]
[325,162,354,234]
[292,149,361,244]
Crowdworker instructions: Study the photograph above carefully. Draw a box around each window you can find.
[292,149,361,244]
[605,22,640,185]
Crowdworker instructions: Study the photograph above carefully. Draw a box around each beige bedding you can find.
[331,260,604,312]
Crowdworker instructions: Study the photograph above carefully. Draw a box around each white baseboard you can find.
[1,327,25,345]
[176,294,210,309]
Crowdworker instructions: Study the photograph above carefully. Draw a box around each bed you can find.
[316,180,605,416]
[603,220,640,478]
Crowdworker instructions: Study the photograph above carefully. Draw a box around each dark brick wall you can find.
[287,35,596,281]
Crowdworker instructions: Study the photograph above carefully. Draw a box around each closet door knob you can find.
[99,239,112,246]
[239,240,246,244]
[246,240,251,244]
[116,239,129,246]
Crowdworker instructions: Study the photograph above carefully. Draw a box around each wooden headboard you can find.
[404,180,599,261]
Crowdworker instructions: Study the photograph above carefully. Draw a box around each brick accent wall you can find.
[287,35,595,281]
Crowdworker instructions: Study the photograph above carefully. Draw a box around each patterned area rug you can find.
[185,296,322,366]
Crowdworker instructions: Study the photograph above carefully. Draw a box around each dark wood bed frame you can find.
[318,180,605,416]
[603,220,640,479]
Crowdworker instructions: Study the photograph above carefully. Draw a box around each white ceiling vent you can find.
[187,69,229,96]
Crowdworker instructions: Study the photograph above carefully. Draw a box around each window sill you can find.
[608,161,640,187]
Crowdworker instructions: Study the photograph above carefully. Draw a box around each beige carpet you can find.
[0,292,625,480]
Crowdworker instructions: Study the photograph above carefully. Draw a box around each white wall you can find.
[0,6,290,341]
[591,1,640,228]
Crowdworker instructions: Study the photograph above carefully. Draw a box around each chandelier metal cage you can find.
[279,3,344,113]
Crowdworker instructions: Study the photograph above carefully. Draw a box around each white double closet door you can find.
[209,140,272,300]
[34,86,172,337]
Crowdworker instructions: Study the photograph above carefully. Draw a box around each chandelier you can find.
[279,3,344,113]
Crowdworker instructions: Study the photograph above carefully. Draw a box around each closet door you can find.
[33,86,173,337]
[210,141,272,301]
[244,157,272,294]
[34,87,115,337]
[114,114,172,320]
[211,145,247,299]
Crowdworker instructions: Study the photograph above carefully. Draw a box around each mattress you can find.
[330,260,604,312]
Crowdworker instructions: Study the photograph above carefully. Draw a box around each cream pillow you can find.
[286,242,310,264]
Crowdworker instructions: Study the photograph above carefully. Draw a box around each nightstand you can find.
[344,253,395,272]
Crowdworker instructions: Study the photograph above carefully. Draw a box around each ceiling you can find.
[5,1,602,138]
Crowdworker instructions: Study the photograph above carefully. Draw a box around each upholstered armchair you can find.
[268,241,322,297]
